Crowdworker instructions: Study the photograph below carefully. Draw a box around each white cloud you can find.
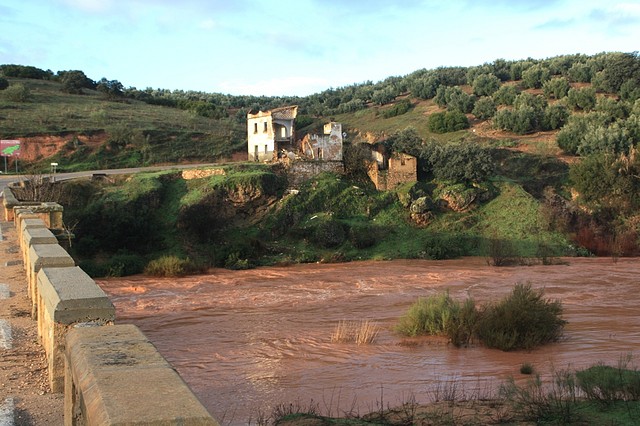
[199,18,217,30]
[614,3,640,15]
[61,0,113,13]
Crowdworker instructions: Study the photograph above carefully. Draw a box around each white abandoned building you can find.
[246,105,415,189]
[247,105,343,162]
[247,105,298,162]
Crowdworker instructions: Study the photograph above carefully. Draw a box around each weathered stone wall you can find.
[6,186,220,425]
[368,153,417,191]
[286,160,344,188]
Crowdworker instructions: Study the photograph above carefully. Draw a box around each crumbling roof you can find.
[271,105,298,120]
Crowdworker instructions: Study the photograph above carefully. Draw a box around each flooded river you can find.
[97,257,640,424]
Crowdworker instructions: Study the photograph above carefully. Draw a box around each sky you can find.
[0,0,639,97]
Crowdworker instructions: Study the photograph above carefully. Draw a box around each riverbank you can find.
[0,220,63,425]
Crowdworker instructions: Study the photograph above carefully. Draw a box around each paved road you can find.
[0,162,222,191]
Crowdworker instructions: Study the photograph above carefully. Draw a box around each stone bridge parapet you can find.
[5,185,219,425]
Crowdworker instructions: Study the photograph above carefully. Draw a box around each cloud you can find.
[589,3,640,27]
[534,18,577,30]
[463,0,562,11]
[198,18,217,30]
[60,0,114,13]
[59,0,253,15]
[309,0,426,14]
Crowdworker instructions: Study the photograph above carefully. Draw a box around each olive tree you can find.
[472,73,501,97]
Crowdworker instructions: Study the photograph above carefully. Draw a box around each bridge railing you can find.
[9,185,219,426]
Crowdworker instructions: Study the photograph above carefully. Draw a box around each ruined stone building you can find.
[247,105,298,162]
[367,144,417,190]
[299,122,344,161]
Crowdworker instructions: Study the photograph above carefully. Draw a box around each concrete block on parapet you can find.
[28,243,75,318]
[37,266,115,393]
[65,324,219,425]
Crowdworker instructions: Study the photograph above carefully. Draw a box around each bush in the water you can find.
[396,283,566,351]
[145,255,196,277]
[395,291,459,337]
[476,283,566,351]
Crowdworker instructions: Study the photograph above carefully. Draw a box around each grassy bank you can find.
[55,162,575,277]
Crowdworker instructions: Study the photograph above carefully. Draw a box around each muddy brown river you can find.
[97,257,640,424]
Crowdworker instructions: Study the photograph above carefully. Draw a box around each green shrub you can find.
[224,252,251,270]
[520,363,534,375]
[428,110,470,133]
[312,218,346,248]
[447,297,478,347]
[576,363,640,405]
[476,283,566,351]
[2,83,31,102]
[542,77,570,99]
[567,86,596,111]
[382,98,412,118]
[395,291,459,337]
[472,96,496,120]
[493,84,520,106]
[0,77,8,90]
[145,255,195,277]
[348,223,382,249]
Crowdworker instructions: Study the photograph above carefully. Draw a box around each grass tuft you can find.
[331,320,380,345]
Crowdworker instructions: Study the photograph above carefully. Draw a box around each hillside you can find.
[2,53,639,274]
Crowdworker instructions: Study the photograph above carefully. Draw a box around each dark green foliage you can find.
[79,253,146,277]
[476,283,566,351]
[144,255,198,276]
[472,96,496,120]
[592,52,640,93]
[0,64,52,79]
[73,175,165,255]
[372,86,397,105]
[595,96,629,123]
[493,84,520,106]
[620,79,640,102]
[522,64,551,89]
[566,86,596,111]
[567,61,593,83]
[396,291,458,337]
[576,363,640,405]
[432,66,467,86]
[381,98,412,118]
[493,93,548,134]
[386,126,424,157]
[312,217,346,248]
[408,74,439,99]
[542,77,570,99]
[472,73,501,97]
[424,140,494,183]
[446,297,478,347]
[349,223,383,249]
[509,60,534,81]
[428,110,469,133]
[434,86,475,113]
[397,283,565,351]
[96,78,124,99]
[343,142,373,181]
[58,70,95,94]
[520,363,534,375]
[422,233,467,260]
[543,103,570,130]
[2,83,31,102]
[570,149,640,214]
[0,77,8,90]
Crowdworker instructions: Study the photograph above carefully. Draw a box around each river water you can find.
[97,257,640,424]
